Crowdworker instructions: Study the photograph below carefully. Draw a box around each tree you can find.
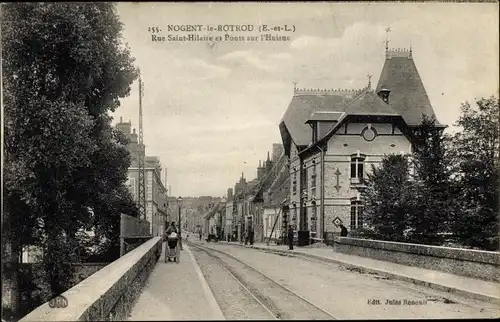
[407,115,454,245]
[2,3,138,314]
[448,97,499,250]
[362,154,413,241]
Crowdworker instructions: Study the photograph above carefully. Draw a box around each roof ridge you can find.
[341,87,400,116]
[294,87,363,97]
[341,86,371,110]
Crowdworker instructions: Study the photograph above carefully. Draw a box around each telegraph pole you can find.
[138,77,147,221]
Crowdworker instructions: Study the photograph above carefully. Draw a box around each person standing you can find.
[249,230,254,246]
[287,225,294,250]
[199,229,202,241]
[339,224,348,237]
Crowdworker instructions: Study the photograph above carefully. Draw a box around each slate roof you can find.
[251,154,288,203]
[376,55,444,126]
[306,111,345,123]
[343,89,400,116]
[280,94,352,147]
[202,200,225,220]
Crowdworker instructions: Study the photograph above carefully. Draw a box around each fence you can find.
[120,214,152,257]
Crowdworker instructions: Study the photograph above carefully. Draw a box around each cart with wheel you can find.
[165,233,180,263]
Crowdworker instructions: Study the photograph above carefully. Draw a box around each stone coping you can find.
[20,237,162,322]
[333,237,500,265]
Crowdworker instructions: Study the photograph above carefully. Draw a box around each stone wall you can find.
[19,237,162,321]
[333,237,500,282]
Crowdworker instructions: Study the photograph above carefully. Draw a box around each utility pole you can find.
[138,77,147,221]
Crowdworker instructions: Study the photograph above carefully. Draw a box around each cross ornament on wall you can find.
[334,168,341,192]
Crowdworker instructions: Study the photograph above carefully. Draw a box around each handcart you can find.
[165,235,180,263]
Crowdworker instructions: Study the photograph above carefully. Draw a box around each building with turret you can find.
[279,46,445,245]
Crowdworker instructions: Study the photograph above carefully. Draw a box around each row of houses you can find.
[203,46,444,246]
[203,145,290,243]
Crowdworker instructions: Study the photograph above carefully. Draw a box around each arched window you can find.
[350,199,364,231]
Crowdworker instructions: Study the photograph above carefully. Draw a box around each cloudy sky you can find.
[112,2,498,198]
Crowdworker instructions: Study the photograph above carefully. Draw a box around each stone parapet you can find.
[333,237,500,282]
[20,237,162,321]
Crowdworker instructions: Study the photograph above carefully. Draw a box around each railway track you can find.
[189,242,337,320]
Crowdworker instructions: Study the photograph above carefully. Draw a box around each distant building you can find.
[272,143,284,162]
[116,118,168,236]
[279,47,445,244]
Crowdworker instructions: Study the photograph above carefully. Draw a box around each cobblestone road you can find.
[193,241,499,319]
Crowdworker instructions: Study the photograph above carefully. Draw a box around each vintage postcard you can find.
[2,2,499,321]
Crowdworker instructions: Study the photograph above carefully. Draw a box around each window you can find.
[310,205,317,234]
[350,156,365,179]
[303,167,308,197]
[293,174,297,195]
[350,200,364,230]
[128,177,136,201]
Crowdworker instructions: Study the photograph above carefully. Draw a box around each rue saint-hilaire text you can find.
[367,299,428,305]
[152,33,290,42]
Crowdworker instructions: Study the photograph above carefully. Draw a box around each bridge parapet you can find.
[333,237,500,282]
[20,237,162,321]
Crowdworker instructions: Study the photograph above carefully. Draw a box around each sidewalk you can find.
[219,240,500,305]
[128,241,225,321]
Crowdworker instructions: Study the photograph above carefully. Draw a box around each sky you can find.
[112,2,499,198]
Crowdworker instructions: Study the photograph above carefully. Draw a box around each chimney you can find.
[130,128,138,143]
[377,87,391,104]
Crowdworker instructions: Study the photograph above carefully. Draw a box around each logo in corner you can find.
[48,295,68,308]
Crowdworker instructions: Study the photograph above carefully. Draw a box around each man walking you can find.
[287,225,294,250]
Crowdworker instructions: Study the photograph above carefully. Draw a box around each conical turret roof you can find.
[376,49,443,126]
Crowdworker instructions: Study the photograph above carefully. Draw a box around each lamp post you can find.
[177,196,183,250]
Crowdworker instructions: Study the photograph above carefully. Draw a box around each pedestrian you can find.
[249,230,254,246]
[287,225,294,250]
[339,224,348,237]
[199,230,202,241]
[244,230,248,245]
[166,221,178,235]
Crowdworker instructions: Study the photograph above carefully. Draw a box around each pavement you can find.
[217,240,500,305]
[127,238,225,321]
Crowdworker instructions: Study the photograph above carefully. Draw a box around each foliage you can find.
[406,115,454,245]
[447,97,499,250]
[360,99,499,251]
[2,2,138,301]
[362,154,413,242]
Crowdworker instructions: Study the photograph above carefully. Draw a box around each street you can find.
[188,240,499,320]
